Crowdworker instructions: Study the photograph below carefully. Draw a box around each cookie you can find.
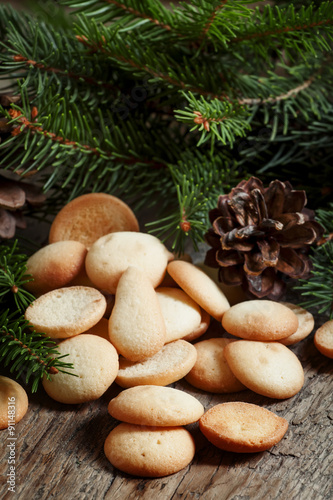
[224,341,304,399]
[85,232,174,294]
[199,402,288,453]
[42,334,119,404]
[49,192,139,249]
[156,287,202,343]
[222,300,298,341]
[109,267,166,361]
[83,317,110,341]
[279,302,314,346]
[167,261,230,321]
[182,308,210,342]
[196,263,248,305]
[185,338,246,393]
[108,385,204,426]
[116,340,197,388]
[314,320,333,359]
[0,376,29,429]
[25,286,106,338]
[24,241,87,296]
[104,423,195,477]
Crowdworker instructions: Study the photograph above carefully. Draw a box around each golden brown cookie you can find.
[108,385,204,426]
[49,192,139,249]
[222,300,298,341]
[224,340,304,399]
[0,376,28,429]
[85,232,174,294]
[182,308,210,342]
[279,302,314,346]
[24,241,87,296]
[108,267,166,361]
[185,338,246,393]
[25,286,107,338]
[116,340,197,388]
[199,402,288,453]
[314,320,333,359]
[104,423,195,477]
[167,261,230,321]
[42,334,119,404]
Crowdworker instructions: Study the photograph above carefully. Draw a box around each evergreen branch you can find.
[103,0,172,31]
[239,76,315,106]
[199,1,228,41]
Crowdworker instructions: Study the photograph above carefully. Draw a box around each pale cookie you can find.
[279,302,314,346]
[116,340,197,388]
[156,287,202,343]
[314,320,333,359]
[196,263,248,305]
[109,267,166,361]
[108,385,204,426]
[104,423,195,477]
[224,341,304,399]
[42,334,119,404]
[222,300,298,341]
[185,338,246,393]
[167,261,230,321]
[182,308,210,342]
[25,286,106,338]
[24,241,87,296]
[49,192,139,249]
[85,232,174,294]
[199,402,288,453]
[0,376,28,429]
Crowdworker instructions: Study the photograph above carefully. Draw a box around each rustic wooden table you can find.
[1,286,332,500]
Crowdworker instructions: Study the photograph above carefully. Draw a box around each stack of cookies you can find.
[21,192,325,477]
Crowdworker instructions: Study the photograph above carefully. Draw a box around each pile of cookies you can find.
[3,191,329,477]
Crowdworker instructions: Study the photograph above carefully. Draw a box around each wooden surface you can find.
[0,287,332,500]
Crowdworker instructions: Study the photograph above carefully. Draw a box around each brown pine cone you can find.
[205,177,324,300]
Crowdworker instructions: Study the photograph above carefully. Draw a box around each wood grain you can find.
[1,293,332,500]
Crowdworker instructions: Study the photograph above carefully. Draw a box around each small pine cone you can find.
[205,177,324,300]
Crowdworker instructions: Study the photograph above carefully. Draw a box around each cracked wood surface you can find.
[0,289,332,500]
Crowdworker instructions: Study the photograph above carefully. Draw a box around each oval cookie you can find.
[49,192,139,249]
[0,376,28,429]
[25,286,107,338]
[199,402,288,453]
[222,300,298,341]
[42,334,119,404]
[167,261,230,321]
[109,267,166,361]
[185,338,246,393]
[224,341,304,399]
[116,340,197,388]
[24,241,87,296]
[279,302,314,346]
[85,232,174,294]
[314,320,333,359]
[108,385,204,426]
[104,423,195,477]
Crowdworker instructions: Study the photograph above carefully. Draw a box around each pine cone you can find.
[0,174,46,239]
[205,177,324,300]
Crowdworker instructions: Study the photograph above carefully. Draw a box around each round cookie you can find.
[279,302,314,346]
[116,340,197,388]
[85,232,174,294]
[167,261,230,321]
[42,334,119,404]
[314,320,333,359]
[199,402,288,453]
[25,286,107,338]
[109,267,166,361]
[185,338,246,393]
[224,341,304,399]
[0,376,29,429]
[24,241,87,296]
[108,385,204,426]
[182,308,210,342]
[156,287,202,343]
[222,300,298,341]
[83,317,110,341]
[49,192,139,249]
[104,423,195,477]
